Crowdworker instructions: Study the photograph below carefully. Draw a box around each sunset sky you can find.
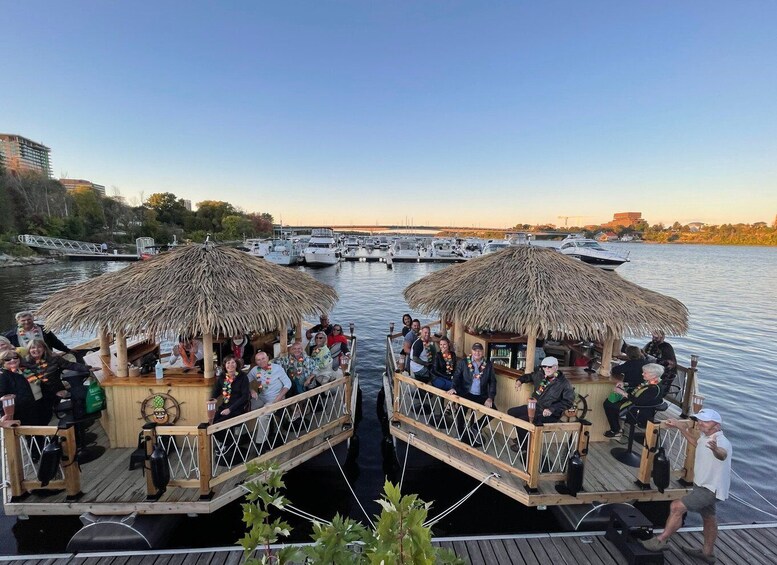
[2,2,775,227]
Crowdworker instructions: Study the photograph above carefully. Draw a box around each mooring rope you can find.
[399,432,414,493]
[728,468,777,519]
[423,472,499,528]
[327,437,376,529]
[284,503,333,526]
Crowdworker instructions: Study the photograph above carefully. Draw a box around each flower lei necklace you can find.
[467,356,483,380]
[442,351,454,374]
[535,372,556,397]
[222,373,235,403]
[259,365,273,388]
[292,355,305,378]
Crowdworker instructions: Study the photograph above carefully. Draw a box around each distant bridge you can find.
[285,225,570,238]
[17,234,140,261]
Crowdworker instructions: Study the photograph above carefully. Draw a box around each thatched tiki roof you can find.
[37,244,338,376]
[404,245,687,371]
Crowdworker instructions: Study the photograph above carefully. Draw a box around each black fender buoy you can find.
[149,440,170,494]
[652,446,670,493]
[565,450,585,497]
[37,436,62,487]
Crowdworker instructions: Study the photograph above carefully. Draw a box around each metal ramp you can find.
[18,234,103,254]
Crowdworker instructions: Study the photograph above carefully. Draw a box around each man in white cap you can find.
[640,408,732,563]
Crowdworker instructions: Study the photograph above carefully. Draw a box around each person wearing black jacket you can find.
[0,350,42,425]
[219,334,255,369]
[5,311,80,360]
[447,343,496,446]
[612,345,648,391]
[211,356,250,425]
[603,362,664,438]
[430,337,457,391]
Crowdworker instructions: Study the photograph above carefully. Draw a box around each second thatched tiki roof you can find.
[37,244,338,338]
[404,245,688,341]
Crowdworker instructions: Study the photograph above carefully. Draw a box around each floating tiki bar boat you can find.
[1,243,359,549]
[383,245,701,528]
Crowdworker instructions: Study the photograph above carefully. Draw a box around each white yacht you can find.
[429,239,457,258]
[303,228,340,267]
[265,238,300,266]
[390,239,420,262]
[244,238,272,258]
[482,241,510,255]
[557,235,630,270]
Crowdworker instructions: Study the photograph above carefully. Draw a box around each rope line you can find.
[399,433,414,493]
[423,473,498,528]
[729,493,777,520]
[327,438,375,529]
[732,468,777,512]
[284,503,333,526]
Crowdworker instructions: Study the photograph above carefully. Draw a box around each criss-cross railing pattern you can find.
[209,377,349,477]
[157,432,200,481]
[656,423,690,472]
[19,434,64,482]
[392,373,583,484]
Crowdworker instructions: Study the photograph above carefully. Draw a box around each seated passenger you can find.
[0,349,44,426]
[211,355,250,425]
[169,336,204,369]
[447,342,496,446]
[327,324,350,370]
[305,314,333,353]
[219,334,255,369]
[409,325,436,383]
[400,313,413,337]
[644,331,676,369]
[21,338,94,422]
[611,345,647,391]
[277,341,319,394]
[310,332,338,385]
[507,356,574,451]
[603,362,664,439]
[247,352,291,409]
[5,311,81,361]
[430,337,456,391]
[401,319,421,374]
[0,336,25,358]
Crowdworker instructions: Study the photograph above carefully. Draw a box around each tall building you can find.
[0,134,52,177]
[182,199,192,211]
[60,178,106,197]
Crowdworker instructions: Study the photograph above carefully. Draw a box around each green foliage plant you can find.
[241,465,464,564]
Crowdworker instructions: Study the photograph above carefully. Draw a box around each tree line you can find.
[0,166,274,254]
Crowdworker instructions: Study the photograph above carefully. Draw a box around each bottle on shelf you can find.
[155,359,164,380]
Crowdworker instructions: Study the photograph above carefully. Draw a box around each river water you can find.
[0,243,775,554]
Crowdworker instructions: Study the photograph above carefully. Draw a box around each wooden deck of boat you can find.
[4,418,352,516]
[392,422,691,507]
[1,523,774,564]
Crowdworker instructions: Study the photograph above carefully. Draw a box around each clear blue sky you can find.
[2,1,775,227]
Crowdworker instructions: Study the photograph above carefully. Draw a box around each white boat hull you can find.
[304,251,340,266]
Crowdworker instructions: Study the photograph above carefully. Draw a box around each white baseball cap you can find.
[541,356,559,367]
[691,408,722,424]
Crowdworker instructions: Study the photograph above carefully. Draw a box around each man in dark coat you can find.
[448,342,496,446]
[5,311,77,359]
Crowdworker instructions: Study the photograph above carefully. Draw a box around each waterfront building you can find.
[604,211,643,228]
[0,133,52,177]
[60,178,106,197]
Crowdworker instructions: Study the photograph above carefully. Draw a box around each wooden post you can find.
[58,425,81,497]
[197,423,212,499]
[527,425,544,490]
[116,329,129,377]
[454,314,465,355]
[612,335,622,358]
[344,375,353,419]
[681,421,699,485]
[202,333,214,379]
[392,373,401,424]
[525,327,538,372]
[598,331,614,377]
[637,420,661,486]
[279,321,288,355]
[98,328,111,357]
[2,427,24,497]
[682,368,696,416]
[143,423,159,499]
[440,313,448,337]
[295,319,303,342]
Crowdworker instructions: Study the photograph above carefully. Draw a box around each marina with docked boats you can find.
[0,241,774,559]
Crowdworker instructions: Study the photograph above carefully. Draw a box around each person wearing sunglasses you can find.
[327,325,350,370]
[0,349,42,425]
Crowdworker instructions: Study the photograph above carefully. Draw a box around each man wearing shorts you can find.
[640,408,732,564]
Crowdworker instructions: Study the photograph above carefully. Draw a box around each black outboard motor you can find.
[37,436,62,487]
[149,439,170,495]
[652,446,670,493]
[565,450,585,497]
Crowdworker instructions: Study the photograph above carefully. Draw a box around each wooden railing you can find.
[391,372,590,491]
[1,424,80,500]
[637,419,697,487]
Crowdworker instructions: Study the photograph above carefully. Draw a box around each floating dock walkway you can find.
[0,523,773,564]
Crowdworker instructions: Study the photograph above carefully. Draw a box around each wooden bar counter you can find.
[495,365,618,441]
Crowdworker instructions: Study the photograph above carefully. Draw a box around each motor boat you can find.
[303,228,340,267]
[390,239,420,262]
[265,238,300,266]
[557,235,630,270]
[244,238,272,258]
[482,241,510,255]
[429,239,457,258]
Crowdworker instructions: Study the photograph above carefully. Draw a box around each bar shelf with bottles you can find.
[463,330,529,376]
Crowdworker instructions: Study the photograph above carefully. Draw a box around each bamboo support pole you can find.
[279,320,288,355]
[98,328,111,357]
[295,319,303,342]
[197,424,212,498]
[202,333,214,379]
[525,327,538,372]
[2,428,24,497]
[454,314,465,355]
[115,330,128,377]
[598,331,614,377]
[682,421,699,485]
[143,424,159,499]
[527,426,544,490]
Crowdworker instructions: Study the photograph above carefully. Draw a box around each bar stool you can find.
[610,401,667,467]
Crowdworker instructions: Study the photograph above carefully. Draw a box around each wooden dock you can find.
[0,523,773,564]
